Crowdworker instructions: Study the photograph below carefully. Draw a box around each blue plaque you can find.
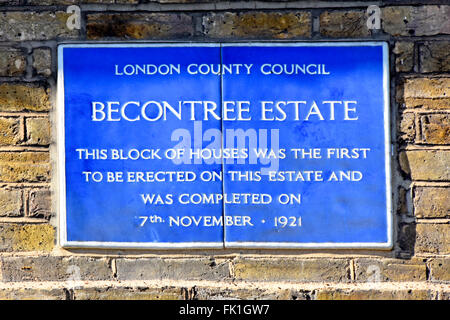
[221,44,391,248]
[58,42,391,249]
[59,44,224,248]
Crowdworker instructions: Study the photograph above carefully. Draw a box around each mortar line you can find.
[0,279,448,292]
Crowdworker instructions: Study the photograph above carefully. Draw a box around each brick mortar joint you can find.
[0,279,448,292]
[0,3,387,13]
[1,4,450,17]
[5,251,442,259]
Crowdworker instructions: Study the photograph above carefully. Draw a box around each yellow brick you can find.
[25,117,51,145]
[320,11,369,37]
[0,152,50,182]
[414,187,450,219]
[203,12,311,39]
[420,114,450,145]
[0,288,65,300]
[399,150,450,181]
[0,117,21,146]
[73,287,183,300]
[0,223,54,252]
[87,13,193,40]
[398,78,450,109]
[429,258,450,281]
[0,188,22,217]
[233,258,349,282]
[0,83,51,112]
[354,258,427,282]
[416,223,450,254]
[317,289,434,300]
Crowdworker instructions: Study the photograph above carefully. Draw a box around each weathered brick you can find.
[0,12,78,41]
[28,189,52,219]
[415,223,450,254]
[354,258,427,282]
[86,13,194,40]
[233,258,349,282]
[195,287,311,300]
[319,11,369,38]
[399,150,450,181]
[398,112,415,144]
[32,48,52,77]
[0,48,26,76]
[397,223,416,255]
[397,78,450,110]
[25,117,51,146]
[393,42,414,73]
[419,41,450,73]
[73,286,183,300]
[316,288,436,300]
[0,223,54,252]
[402,78,450,100]
[441,291,450,300]
[74,284,310,300]
[0,0,21,4]
[26,0,136,4]
[116,257,230,281]
[428,258,450,281]
[27,0,110,4]
[0,117,21,146]
[0,83,51,112]
[382,6,450,36]
[414,187,450,219]
[420,114,450,145]
[0,288,66,300]
[0,256,112,282]
[0,152,50,182]
[0,187,22,217]
[397,186,410,215]
[203,12,311,39]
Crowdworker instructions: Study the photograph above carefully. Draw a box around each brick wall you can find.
[0,0,448,300]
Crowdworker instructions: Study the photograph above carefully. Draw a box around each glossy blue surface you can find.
[63,46,224,245]
[221,45,389,245]
[60,43,390,248]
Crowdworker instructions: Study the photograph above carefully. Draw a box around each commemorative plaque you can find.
[58,42,392,249]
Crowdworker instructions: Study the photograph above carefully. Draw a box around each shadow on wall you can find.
[396,152,416,259]
[397,222,416,258]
